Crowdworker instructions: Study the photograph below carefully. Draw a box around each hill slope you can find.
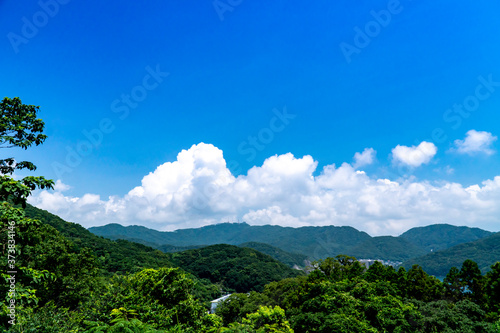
[89,222,371,260]
[167,244,303,293]
[402,232,500,276]
[238,242,309,268]
[399,223,493,252]
[349,236,427,262]
[24,204,304,297]
[24,204,174,274]
[90,222,495,262]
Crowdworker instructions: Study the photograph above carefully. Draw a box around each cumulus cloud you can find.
[451,130,497,155]
[29,142,500,236]
[391,141,437,167]
[53,179,71,192]
[353,148,376,169]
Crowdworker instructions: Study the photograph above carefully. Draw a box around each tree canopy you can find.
[0,97,53,206]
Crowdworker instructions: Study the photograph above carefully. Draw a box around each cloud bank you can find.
[30,142,500,236]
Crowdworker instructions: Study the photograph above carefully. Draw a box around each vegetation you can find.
[400,224,493,252]
[89,222,372,260]
[215,256,500,332]
[0,97,54,208]
[24,204,175,275]
[239,242,308,268]
[167,244,303,293]
[348,236,427,262]
[3,206,500,331]
[403,232,500,276]
[90,220,495,264]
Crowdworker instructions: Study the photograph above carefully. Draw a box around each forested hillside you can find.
[348,236,427,262]
[2,204,500,332]
[403,232,500,276]
[239,242,309,268]
[167,244,303,292]
[400,224,493,252]
[90,221,495,264]
[23,204,302,293]
[24,204,175,274]
[89,222,372,259]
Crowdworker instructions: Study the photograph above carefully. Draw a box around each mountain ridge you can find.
[399,223,493,252]
[88,221,495,262]
[402,231,500,276]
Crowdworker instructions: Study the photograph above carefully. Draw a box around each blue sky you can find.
[2,0,500,235]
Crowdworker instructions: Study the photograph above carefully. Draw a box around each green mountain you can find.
[96,232,205,253]
[87,224,309,268]
[89,222,371,260]
[167,244,303,293]
[24,204,174,274]
[403,232,500,276]
[349,236,428,262]
[7,203,498,332]
[399,223,493,252]
[89,222,495,263]
[238,242,309,268]
[157,244,206,253]
[23,204,302,294]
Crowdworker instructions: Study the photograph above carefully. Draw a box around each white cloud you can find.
[353,148,376,169]
[451,130,497,155]
[53,179,71,192]
[391,141,437,167]
[29,142,500,236]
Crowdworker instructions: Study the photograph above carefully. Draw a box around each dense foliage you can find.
[348,236,427,262]
[167,244,303,293]
[23,204,175,275]
[239,242,308,268]
[215,257,500,332]
[404,232,500,276]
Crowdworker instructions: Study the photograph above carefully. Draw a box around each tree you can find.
[0,97,53,206]
[405,265,444,302]
[0,97,57,329]
[443,266,464,302]
[222,306,293,333]
[484,262,500,315]
[242,306,293,333]
[364,261,398,284]
[459,259,485,305]
[312,255,365,282]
